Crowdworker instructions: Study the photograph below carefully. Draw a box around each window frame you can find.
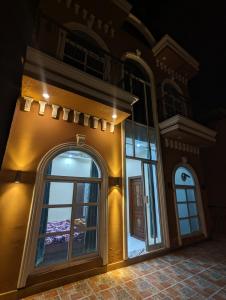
[172,164,207,245]
[17,143,108,288]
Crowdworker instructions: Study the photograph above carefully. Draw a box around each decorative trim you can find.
[164,138,200,155]
[59,1,116,40]
[24,47,136,114]
[93,117,99,129]
[21,97,115,134]
[62,107,70,120]
[111,0,132,14]
[76,134,86,145]
[64,22,110,52]
[127,13,156,47]
[73,111,81,124]
[101,119,107,131]
[83,114,90,126]
[156,59,188,85]
[38,101,47,115]
[24,96,33,112]
[109,122,115,133]
[159,114,217,143]
[51,104,60,118]
[153,34,199,71]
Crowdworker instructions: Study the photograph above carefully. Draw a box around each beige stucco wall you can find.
[0,100,123,294]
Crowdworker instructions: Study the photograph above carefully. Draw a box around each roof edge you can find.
[153,34,199,71]
[127,13,156,47]
[111,0,132,14]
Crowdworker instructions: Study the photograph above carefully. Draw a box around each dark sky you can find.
[129,1,226,118]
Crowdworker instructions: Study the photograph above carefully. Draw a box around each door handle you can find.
[144,195,149,204]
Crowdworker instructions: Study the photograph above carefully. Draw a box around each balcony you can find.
[23,13,137,123]
[158,91,192,122]
[159,114,216,147]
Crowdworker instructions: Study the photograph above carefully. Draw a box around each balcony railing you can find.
[31,12,127,89]
[158,92,192,121]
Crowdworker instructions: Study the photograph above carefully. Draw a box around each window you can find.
[63,31,105,80]
[174,166,201,237]
[124,59,163,258]
[162,82,188,119]
[35,150,102,268]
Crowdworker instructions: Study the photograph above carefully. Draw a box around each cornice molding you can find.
[127,13,156,47]
[111,0,132,14]
[164,138,200,155]
[153,34,199,71]
[159,114,216,143]
[24,47,136,114]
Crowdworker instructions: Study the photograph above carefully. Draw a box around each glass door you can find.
[142,162,162,251]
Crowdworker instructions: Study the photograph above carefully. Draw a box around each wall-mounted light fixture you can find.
[109,177,121,187]
[14,171,22,184]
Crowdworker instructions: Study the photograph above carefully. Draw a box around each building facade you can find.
[0,0,217,298]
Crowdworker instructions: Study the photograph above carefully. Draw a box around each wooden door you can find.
[129,177,145,240]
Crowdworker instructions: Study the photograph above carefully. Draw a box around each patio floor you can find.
[23,236,226,299]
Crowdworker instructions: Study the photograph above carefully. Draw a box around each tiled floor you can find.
[23,236,226,299]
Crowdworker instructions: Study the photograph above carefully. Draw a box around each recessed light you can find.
[43,92,50,99]
[112,113,117,119]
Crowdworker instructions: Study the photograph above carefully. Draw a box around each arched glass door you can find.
[174,166,201,237]
[35,150,102,268]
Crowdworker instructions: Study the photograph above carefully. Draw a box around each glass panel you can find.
[179,219,191,235]
[44,182,73,205]
[126,137,133,156]
[190,217,200,232]
[74,206,98,229]
[134,123,150,159]
[176,189,186,202]
[35,234,69,267]
[72,230,97,257]
[46,150,101,178]
[39,207,71,234]
[175,167,195,186]
[178,204,189,218]
[188,203,198,216]
[135,139,149,159]
[186,189,196,202]
[143,163,162,247]
[76,183,99,203]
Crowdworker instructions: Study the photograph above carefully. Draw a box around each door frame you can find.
[128,176,145,240]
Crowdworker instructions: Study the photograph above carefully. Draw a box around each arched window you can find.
[35,149,102,268]
[162,80,188,119]
[174,166,201,237]
[63,30,106,79]
[124,59,153,126]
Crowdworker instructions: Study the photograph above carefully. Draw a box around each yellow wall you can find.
[0,99,123,294]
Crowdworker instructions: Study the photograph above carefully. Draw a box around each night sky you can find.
[129,1,226,119]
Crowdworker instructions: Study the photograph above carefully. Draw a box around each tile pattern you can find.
[23,236,226,300]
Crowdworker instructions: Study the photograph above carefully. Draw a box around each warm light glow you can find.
[112,113,117,120]
[42,92,50,99]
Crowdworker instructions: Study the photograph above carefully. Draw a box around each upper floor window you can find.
[63,31,106,80]
[162,81,189,119]
[124,59,153,126]
[35,149,101,268]
[174,166,201,237]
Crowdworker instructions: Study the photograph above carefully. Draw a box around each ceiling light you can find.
[42,92,50,99]
[112,113,117,119]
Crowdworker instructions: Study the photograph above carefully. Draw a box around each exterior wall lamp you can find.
[14,170,22,183]
[109,177,121,187]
